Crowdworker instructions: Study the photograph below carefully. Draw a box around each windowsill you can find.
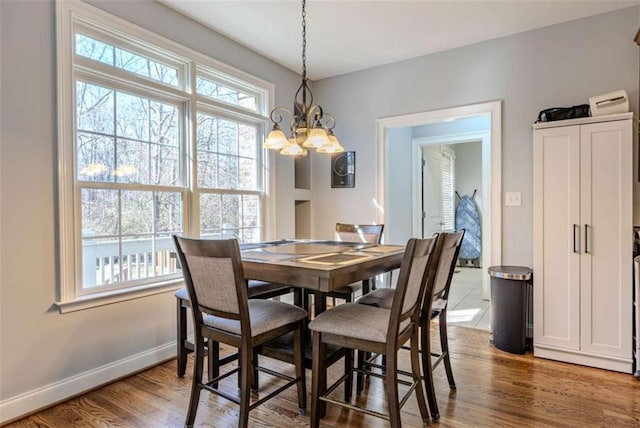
[55,278,184,313]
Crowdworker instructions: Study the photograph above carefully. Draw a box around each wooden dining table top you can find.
[240,239,405,293]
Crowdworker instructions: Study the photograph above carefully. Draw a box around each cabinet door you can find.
[579,120,632,358]
[533,125,581,350]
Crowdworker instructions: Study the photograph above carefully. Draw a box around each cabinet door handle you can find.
[573,224,580,253]
[584,224,590,254]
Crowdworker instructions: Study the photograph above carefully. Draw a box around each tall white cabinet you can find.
[533,113,633,374]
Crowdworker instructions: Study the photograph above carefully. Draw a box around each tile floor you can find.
[446,266,490,330]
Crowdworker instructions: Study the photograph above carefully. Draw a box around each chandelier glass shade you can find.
[263,0,343,157]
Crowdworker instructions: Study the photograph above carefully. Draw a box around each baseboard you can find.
[534,344,633,374]
[0,342,176,425]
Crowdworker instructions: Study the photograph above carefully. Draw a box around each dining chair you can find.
[308,236,439,428]
[175,279,300,378]
[172,236,307,428]
[326,223,384,304]
[357,230,465,421]
[175,240,301,378]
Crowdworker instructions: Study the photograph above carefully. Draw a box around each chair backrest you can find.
[432,230,465,301]
[335,223,384,244]
[386,236,439,341]
[173,236,250,329]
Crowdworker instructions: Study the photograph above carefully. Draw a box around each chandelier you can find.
[263,0,344,156]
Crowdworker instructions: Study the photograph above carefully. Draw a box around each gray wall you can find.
[453,141,484,237]
[310,6,639,266]
[453,142,483,203]
[0,0,300,414]
[386,127,413,243]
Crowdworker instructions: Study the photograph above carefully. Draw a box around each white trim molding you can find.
[0,342,175,425]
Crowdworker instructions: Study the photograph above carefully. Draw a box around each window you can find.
[56,2,273,311]
[441,147,456,232]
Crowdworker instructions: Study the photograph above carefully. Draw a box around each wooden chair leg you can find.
[421,318,439,421]
[177,298,188,377]
[251,349,259,395]
[311,331,327,428]
[293,324,307,415]
[385,350,401,428]
[362,278,371,295]
[238,345,253,428]
[411,327,430,425]
[294,288,303,308]
[344,348,353,402]
[185,337,204,427]
[356,349,365,395]
[208,339,219,387]
[440,309,456,390]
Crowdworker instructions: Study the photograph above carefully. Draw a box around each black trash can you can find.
[488,266,533,354]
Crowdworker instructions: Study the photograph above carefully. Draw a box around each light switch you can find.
[505,192,522,207]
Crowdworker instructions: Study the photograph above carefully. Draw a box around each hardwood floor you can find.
[5,326,639,427]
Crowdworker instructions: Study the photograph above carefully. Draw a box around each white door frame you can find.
[376,101,502,297]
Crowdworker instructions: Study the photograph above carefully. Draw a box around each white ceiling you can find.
[161,0,639,80]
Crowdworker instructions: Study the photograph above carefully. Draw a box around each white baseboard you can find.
[0,342,176,424]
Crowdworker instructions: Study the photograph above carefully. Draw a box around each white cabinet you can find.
[533,113,633,373]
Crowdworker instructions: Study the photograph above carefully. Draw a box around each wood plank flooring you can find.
[5,326,640,427]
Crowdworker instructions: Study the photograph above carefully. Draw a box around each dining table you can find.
[240,239,405,316]
[239,239,405,368]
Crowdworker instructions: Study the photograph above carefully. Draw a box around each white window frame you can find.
[55,0,274,313]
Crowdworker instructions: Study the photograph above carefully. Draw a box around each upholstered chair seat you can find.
[203,299,307,337]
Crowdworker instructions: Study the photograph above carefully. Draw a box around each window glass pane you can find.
[238,93,257,111]
[196,113,218,189]
[76,81,114,134]
[121,190,153,235]
[195,75,258,112]
[238,124,256,158]
[218,155,238,189]
[76,33,179,86]
[200,193,221,238]
[222,194,240,239]
[239,158,256,190]
[150,100,179,145]
[197,152,218,189]
[242,195,259,229]
[122,237,153,282]
[81,188,182,288]
[196,77,217,98]
[116,139,147,183]
[116,92,150,141]
[109,93,180,186]
[82,188,119,237]
[77,133,115,182]
[156,192,183,233]
[82,237,120,287]
[216,86,238,104]
[218,119,237,155]
[76,34,114,65]
[151,145,179,186]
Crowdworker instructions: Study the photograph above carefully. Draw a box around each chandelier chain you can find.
[302,0,306,80]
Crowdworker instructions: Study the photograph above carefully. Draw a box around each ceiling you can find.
[161,0,639,80]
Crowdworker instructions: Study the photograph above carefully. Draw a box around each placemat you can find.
[299,253,371,265]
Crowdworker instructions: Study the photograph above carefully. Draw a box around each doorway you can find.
[375,101,501,310]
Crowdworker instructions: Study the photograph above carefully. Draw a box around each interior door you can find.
[533,125,581,351]
[579,120,632,357]
[422,146,442,238]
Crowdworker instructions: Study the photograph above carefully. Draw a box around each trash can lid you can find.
[487,265,532,281]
